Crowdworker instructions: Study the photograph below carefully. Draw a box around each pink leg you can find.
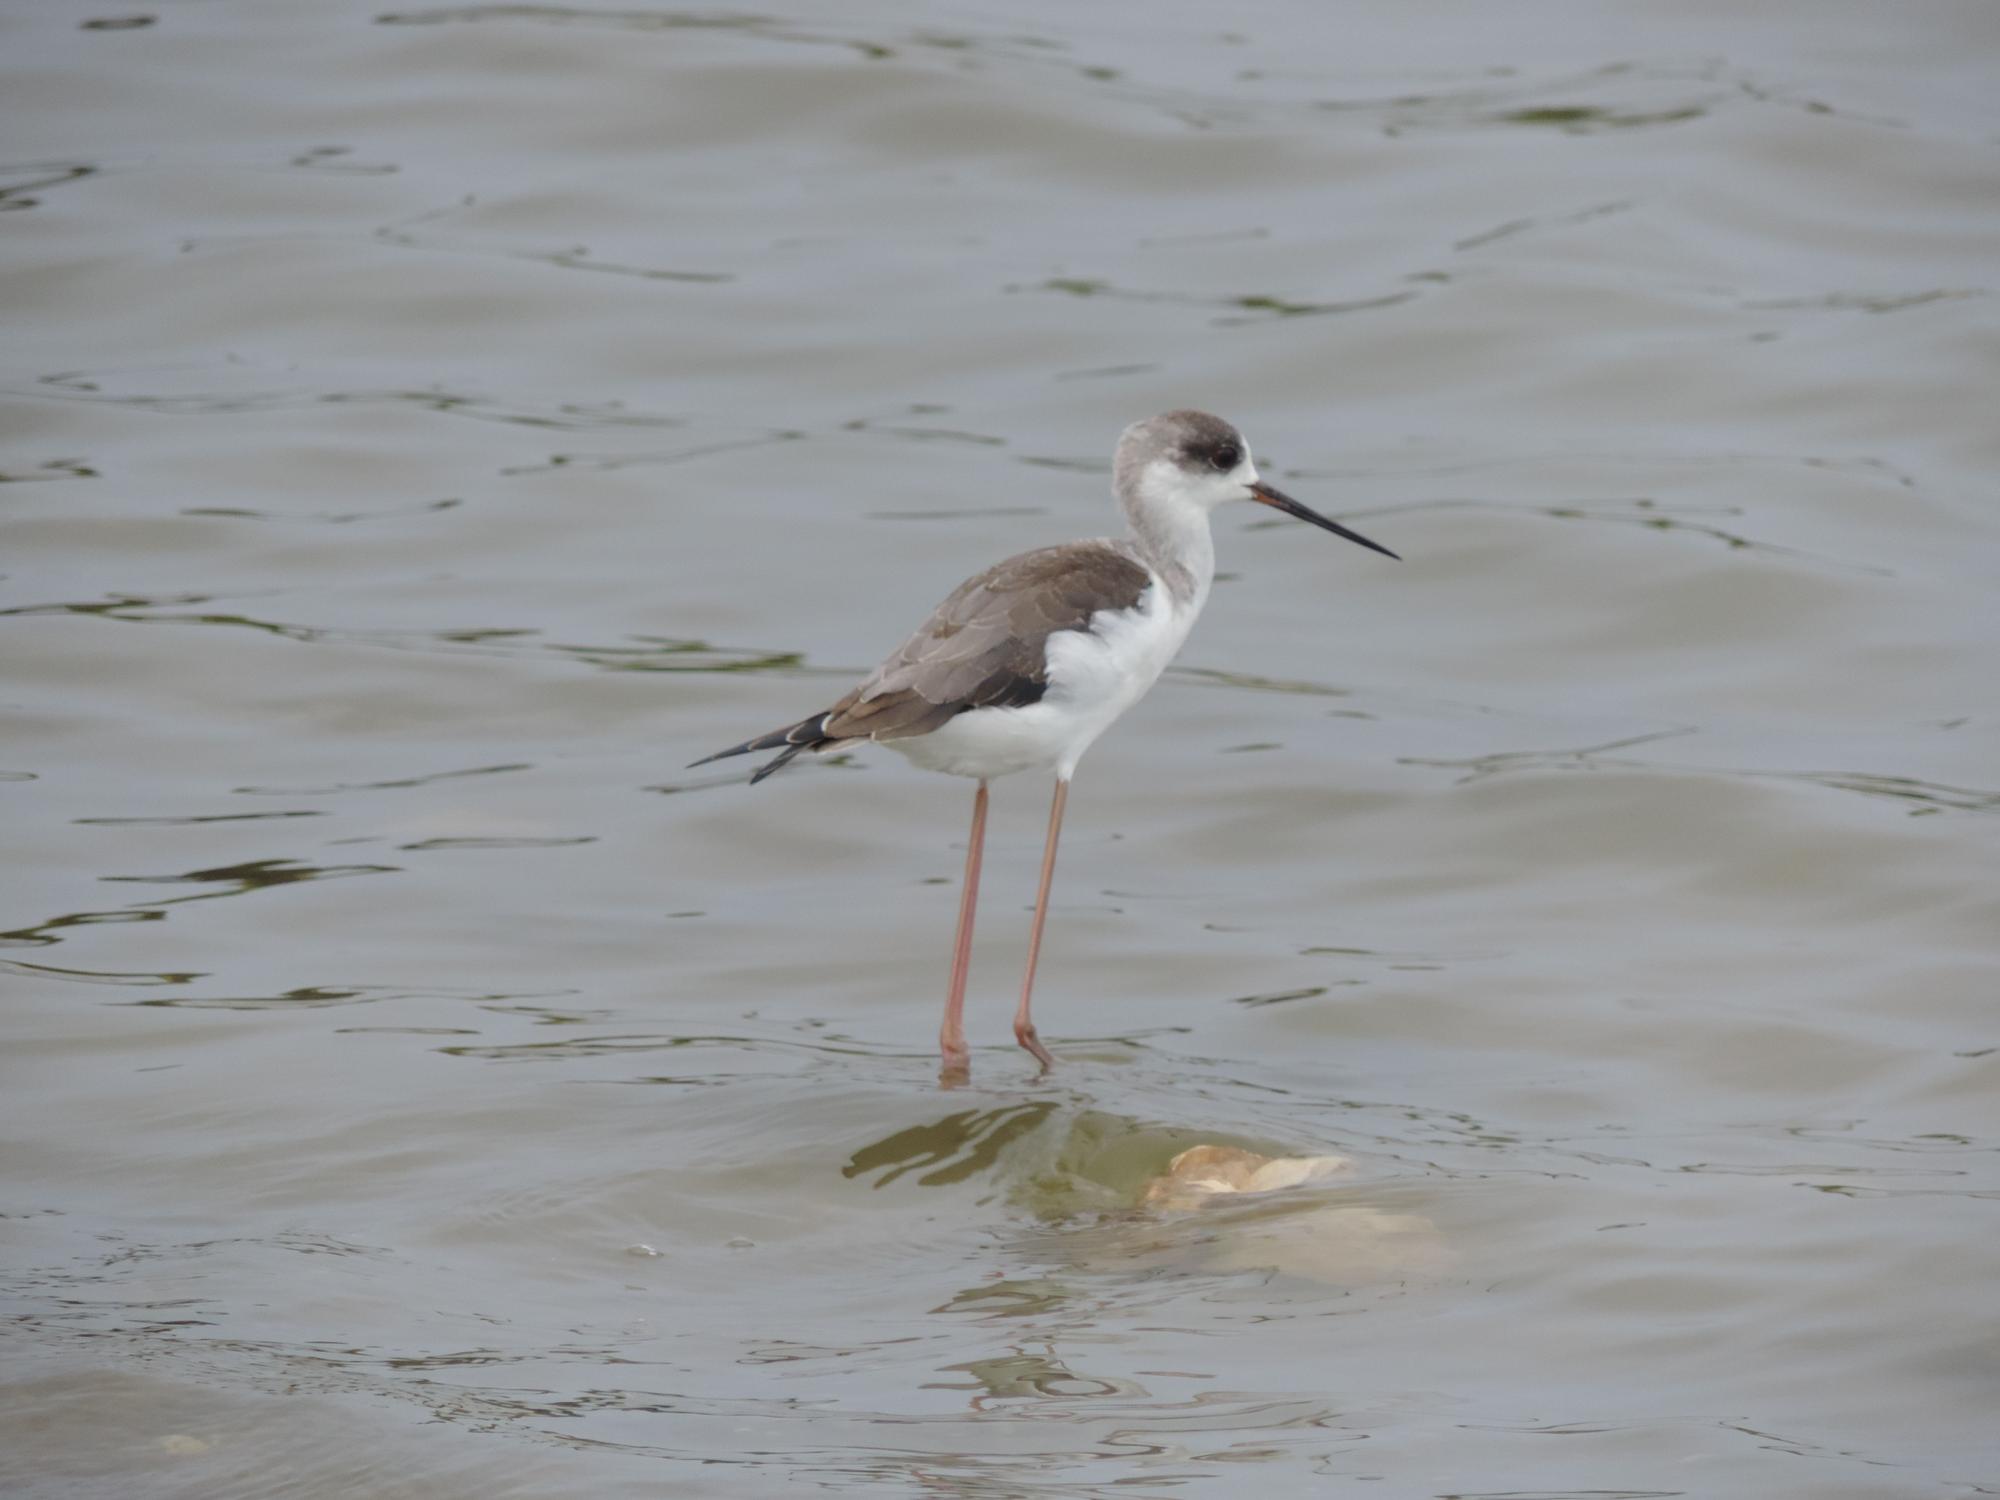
[1012,777,1068,1072]
[939,779,988,1084]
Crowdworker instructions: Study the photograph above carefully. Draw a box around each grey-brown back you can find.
[689,540,1152,781]
[821,540,1151,743]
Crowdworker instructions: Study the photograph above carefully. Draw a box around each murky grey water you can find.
[5,1,1998,1494]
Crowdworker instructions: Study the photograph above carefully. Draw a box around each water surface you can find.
[4,1,1997,1495]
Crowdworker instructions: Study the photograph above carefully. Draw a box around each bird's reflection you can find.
[841,1103,1058,1188]
[925,1348,1140,1408]
[929,1279,1072,1320]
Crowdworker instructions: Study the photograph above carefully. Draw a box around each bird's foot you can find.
[938,1042,971,1090]
[1013,1021,1054,1074]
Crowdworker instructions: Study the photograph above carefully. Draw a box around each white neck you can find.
[1121,458,1226,613]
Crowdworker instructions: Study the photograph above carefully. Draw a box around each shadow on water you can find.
[236,762,532,796]
[0,905,167,950]
[3,590,824,678]
[75,810,327,826]
[1402,732,2000,814]
[367,4,1135,80]
[0,858,397,950]
[0,456,96,483]
[100,856,399,905]
[1294,493,1901,575]
[33,365,690,433]
[2,956,203,987]
[1016,275,1423,327]
[1317,57,1905,134]
[124,984,579,1013]
[0,162,97,211]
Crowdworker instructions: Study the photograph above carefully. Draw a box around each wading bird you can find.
[693,410,1397,1082]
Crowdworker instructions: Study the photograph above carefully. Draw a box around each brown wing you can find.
[687,541,1152,782]
[821,542,1152,744]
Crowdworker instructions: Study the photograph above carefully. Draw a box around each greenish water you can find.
[3,1,1997,1495]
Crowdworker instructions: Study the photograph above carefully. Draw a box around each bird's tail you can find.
[688,711,835,784]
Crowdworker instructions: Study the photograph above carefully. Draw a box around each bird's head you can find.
[1114,409,1399,560]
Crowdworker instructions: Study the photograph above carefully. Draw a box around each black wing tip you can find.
[691,712,835,780]
[747,744,810,784]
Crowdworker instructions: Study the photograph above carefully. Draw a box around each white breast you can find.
[886,574,1200,782]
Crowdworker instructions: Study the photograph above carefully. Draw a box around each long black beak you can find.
[1248,480,1399,560]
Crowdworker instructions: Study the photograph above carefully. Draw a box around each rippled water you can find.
[4,1,1997,1495]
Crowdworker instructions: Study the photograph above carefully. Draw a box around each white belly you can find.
[886,580,1197,782]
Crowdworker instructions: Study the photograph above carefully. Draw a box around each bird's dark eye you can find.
[1209,442,1241,472]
